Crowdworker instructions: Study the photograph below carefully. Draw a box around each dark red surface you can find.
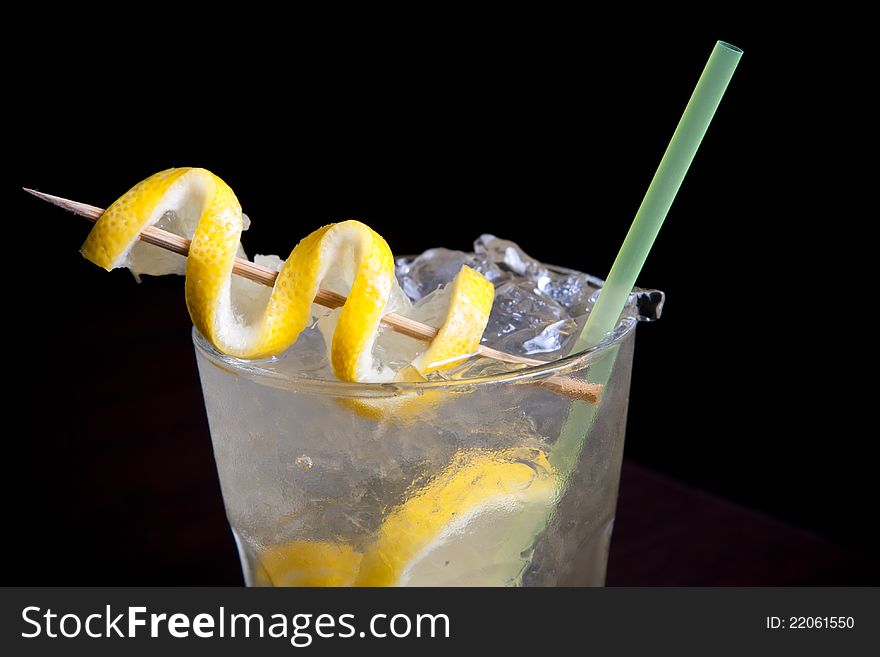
[15,282,871,586]
[606,463,873,586]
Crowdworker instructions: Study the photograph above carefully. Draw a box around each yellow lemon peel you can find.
[82,167,494,384]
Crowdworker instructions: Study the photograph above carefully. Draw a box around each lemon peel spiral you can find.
[81,167,494,383]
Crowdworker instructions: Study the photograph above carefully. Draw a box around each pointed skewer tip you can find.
[23,188,105,220]
[23,187,63,203]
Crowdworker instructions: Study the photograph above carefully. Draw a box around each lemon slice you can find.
[355,447,557,586]
[255,541,362,587]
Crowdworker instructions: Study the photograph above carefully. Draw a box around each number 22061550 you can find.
[766,617,854,629]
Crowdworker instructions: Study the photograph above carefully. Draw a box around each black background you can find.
[5,17,872,584]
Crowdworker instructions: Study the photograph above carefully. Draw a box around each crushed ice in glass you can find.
[252,235,663,381]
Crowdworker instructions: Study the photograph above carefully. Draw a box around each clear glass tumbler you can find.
[194,307,650,587]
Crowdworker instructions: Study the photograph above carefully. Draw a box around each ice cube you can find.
[538,266,601,317]
[395,248,505,301]
[482,281,579,357]
[253,253,285,272]
[475,234,602,316]
[474,234,548,279]
[521,319,580,355]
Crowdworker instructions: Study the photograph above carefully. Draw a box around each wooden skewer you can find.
[25,188,601,403]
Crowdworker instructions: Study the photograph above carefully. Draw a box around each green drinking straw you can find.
[579,41,742,352]
[549,40,743,475]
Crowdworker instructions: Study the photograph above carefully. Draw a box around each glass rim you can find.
[192,315,637,398]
